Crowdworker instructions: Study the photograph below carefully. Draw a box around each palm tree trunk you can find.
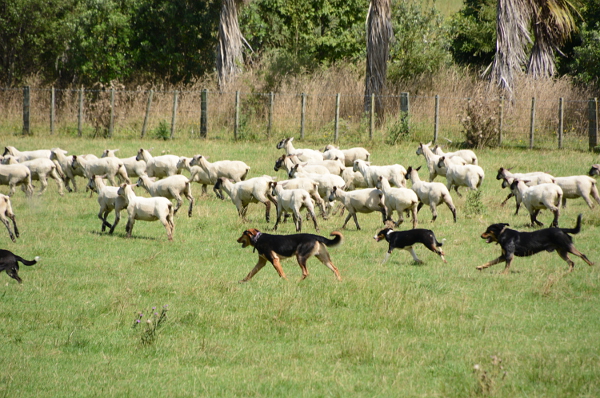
[217,0,244,89]
[364,0,393,115]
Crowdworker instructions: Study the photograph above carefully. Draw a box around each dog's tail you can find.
[437,238,446,247]
[561,214,583,235]
[321,231,343,248]
[16,255,39,266]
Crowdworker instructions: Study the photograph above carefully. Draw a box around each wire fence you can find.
[1,86,598,151]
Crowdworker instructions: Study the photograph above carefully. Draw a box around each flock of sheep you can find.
[0,139,599,248]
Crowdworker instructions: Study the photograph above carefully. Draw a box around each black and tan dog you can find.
[0,249,39,283]
[374,227,446,264]
[237,228,343,282]
[478,214,593,274]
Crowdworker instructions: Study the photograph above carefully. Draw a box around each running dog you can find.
[237,228,343,282]
[0,249,39,283]
[374,227,446,264]
[478,214,593,273]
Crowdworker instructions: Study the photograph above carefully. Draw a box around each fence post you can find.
[200,89,208,138]
[50,87,55,135]
[267,92,274,139]
[498,96,504,146]
[22,86,30,135]
[108,88,115,138]
[370,93,375,140]
[78,86,84,137]
[300,93,306,140]
[334,93,340,143]
[529,97,536,149]
[170,90,178,139]
[558,97,564,149]
[433,95,439,144]
[141,90,153,138]
[590,98,598,151]
[234,90,240,141]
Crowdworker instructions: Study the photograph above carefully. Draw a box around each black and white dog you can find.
[0,249,39,283]
[374,227,446,264]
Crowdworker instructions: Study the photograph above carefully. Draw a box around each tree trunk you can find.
[364,0,392,116]
[217,0,244,89]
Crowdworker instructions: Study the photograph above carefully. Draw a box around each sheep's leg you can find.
[453,185,462,198]
[530,209,543,226]
[551,208,560,228]
[477,256,506,271]
[264,201,271,223]
[352,213,361,230]
[410,206,418,229]
[0,216,16,242]
[161,216,174,241]
[313,194,328,219]
[579,192,594,209]
[341,212,353,229]
[273,206,283,231]
[70,175,78,192]
[500,192,513,206]
[8,183,16,196]
[591,185,600,206]
[201,184,208,196]
[38,175,48,195]
[308,208,319,232]
[514,201,521,215]
[293,213,301,232]
[50,169,65,196]
[430,203,438,222]
[8,213,18,238]
[240,256,268,283]
[98,208,113,232]
[125,218,135,238]
[416,202,424,214]
[186,193,194,217]
[172,193,183,215]
[109,210,121,235]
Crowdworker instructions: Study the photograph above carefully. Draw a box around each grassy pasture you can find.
[0,134,599,397]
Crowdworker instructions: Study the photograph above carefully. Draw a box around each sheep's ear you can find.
[425,141,432,146]
[416,166,421,171]
[289,137,294,142]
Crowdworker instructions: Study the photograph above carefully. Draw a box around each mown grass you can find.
[0,134,599,397]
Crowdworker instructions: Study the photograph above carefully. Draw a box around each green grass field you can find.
[0,135,599,397]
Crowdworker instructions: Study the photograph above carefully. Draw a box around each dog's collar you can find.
[386,229,393,236]
[251,231,262,252]
[499,226,508,236]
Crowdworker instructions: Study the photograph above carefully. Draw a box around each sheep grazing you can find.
[509,179,563,227]
[288,164,346,215]
[0,163,34,197]
[436,156,484,197]
[0,194,19,242]
[87,175,128,234]
[416,142,466,182]
[328,186,387,230]
[2,156,65,196]
[276,137,324,163]
[101,149,147,179]
[496,167,555,206]
[50,148,98,192]
[432,145,478,165]
[117,183,175,240]
[353,159,407,188]
[269,181,319,232]
[3,146,52,162]
[214,176,277,222]
[72,155,130,187]
[376,176,419,228]
[588,164,600,177]
[136,174,194,217]
[136,148,182,179]
[190,155,251,188]
[406,166,457,223]
[322,144,370,167]
[177,157,212,197]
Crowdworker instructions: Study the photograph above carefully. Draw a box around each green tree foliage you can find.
[565,0,600,86]
[448,0,496,68]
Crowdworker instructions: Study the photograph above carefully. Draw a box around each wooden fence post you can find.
[200,89,208,138]
[267,92,274,139]
[22,86,30,135]
[50,87,55,135]
[141,90,153,138]
[370,93,375,140]
[589,98,598,151]
[334,93,340,143]
[108,88,115,138]
[558,97,564,149]
[529,97,536,149]
[234,90,240,141]
[433,95,439,144]
[300,93,306,140]
[498,96,504,146]
[78,86,84,137]
[170,90,178,139]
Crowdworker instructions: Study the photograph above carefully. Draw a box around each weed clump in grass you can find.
[132,305,169,346]
[464,189,485,218]
[473,355,507,396]
[153,120,171,140]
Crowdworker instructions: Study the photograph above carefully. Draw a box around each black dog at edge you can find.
[0,249,39,283]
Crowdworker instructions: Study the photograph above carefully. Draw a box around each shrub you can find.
[132,305,169,346]
[459,98,499,148]
[153,120,171,141]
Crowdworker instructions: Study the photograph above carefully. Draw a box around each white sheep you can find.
[340,168,368,191]
[509,179,563,227]
[177,157,212,197]
[432,145,478,165]
[288,154,345,175]
[214,176,277,222]
[50,148,98,192]
[3,146,52,162]
[274,155,330,176]
[416,142,466,182]
[101,149,147,179]
[72,155,130,187]
[2,156,64,196]
[276,137,324,162]
[496,167,555,207]
[288,164,346,215]
[437,156,484,197]
[0,163,34,197]
[190,155,251,186]
[353,159,407,188]
[376,176,419,228]
[269,181,319,232]
[323,144,370,167]
[328,186,387,230]
[406,166,457,223]
[136,174,194,217]
[136,148,182,178]
[0,194,19,242]
[87,175,128,234]
[117,183,175,240]
[275,177,327,219]
[552,176,600,208]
